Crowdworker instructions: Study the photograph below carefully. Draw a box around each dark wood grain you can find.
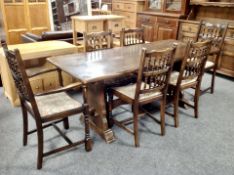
[48,40,186,84]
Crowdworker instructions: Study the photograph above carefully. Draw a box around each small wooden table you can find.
[72,15,125,45]
[48,39,186,143]
[0,41,78,106]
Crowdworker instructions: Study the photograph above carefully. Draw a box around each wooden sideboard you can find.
[72,15,125,45]
[136,0,189,42]
[178,1,234,77]
[112,0,145,29]
[0,0,51,44]
[0,41,78,106]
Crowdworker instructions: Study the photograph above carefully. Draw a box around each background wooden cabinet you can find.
[0,0,50,44]
[137,12,181,42]
[137,0,188,42]
[112,0,145,29]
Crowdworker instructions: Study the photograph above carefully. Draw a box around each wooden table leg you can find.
[86,82,115,143]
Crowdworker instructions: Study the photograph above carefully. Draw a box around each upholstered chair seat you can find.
[169,71,197,87]
[205,60,215,69]
[26,92,82,122]
[113,83,162,103]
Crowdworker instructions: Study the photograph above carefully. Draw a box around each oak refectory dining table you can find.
[47,39,186,143]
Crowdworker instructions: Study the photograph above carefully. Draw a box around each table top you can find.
[71,15,125,21]
[0,41,77,60]
[48,40,186,84]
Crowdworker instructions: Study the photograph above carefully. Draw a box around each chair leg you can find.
[173,91,179,128]
[63,117,69,130]
[36,123,44,170]
[21,105,28,146]
[194,87,200,119]
[133,105,139,147]
[84,113,92,152]
[160,99,166,136]
[210,67,216,94]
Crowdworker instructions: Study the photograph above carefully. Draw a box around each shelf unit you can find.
[51,0,66,30]
[101,0,112,10]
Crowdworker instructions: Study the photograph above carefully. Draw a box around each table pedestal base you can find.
[87,82,116,143]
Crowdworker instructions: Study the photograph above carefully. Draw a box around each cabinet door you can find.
[154,18,178,41]
[137,15,156,42]
[140,24,155,42]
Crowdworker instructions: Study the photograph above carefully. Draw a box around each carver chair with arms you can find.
[1,40,92,169]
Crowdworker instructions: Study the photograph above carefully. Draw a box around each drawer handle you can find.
[189,27,192,32]
[36,86,39,89]
[115,24,119,27]
[92,26,97,30]
[117,5,120,8]
[165,20,169,24]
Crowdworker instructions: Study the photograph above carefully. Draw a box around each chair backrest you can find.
[197,21,228,51]
[135,44,177,100]
[83,31,113,52]
[177,40,212,87]
[1,40,41,117]
[120,28,145,47]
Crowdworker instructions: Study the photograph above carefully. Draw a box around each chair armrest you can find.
[35,82,82,96]
[27,67,58,78]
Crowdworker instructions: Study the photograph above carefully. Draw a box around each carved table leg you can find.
[86,82,115,143]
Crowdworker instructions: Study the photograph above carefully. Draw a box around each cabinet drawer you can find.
[157,17,177,26]
[30,78,43,94]
[226,28,234,39]
[108,19,123,32]
[43,76,59,91]
[112,10,124,16]
[87,21,103,33]
[124,3,137,13]
[113,3,124,11]
[181,23,199,33]
[124,20,136,29]
[123,12,136,22]
[137,14,156,25]
[219,55,234,72]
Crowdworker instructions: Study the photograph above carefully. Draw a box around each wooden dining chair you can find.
[196,21,228,94]
[108,45,177,147]
[120,28,145,47]
[83,30,113,52]
[168,40,212,128]
[1,41,92,169]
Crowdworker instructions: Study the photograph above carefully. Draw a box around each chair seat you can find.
[169,71,197,87]
[27,92,82,121]
[113,83,162,103]
[205,60,215,69]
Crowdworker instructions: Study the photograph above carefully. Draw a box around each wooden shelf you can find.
[190,2,234,7]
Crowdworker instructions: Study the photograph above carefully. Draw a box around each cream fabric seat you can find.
[205,60,215,69]
[27,92,82,121]
[113,83,162,102]
[169,71,197,87]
